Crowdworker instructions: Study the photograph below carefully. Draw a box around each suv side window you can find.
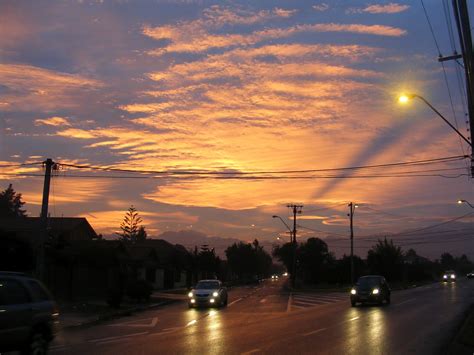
[0,278,31,305]
[26,280,52,302]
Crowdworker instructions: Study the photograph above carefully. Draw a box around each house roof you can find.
[0,217,97,238]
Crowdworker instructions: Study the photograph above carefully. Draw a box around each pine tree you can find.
[116,206,146,243]
[0,184,27,218]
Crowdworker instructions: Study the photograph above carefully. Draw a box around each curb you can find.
[61,299,180,330]
[447,304,474,355]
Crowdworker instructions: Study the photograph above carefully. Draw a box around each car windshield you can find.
[357,277,381,288]
[195,281,219,289]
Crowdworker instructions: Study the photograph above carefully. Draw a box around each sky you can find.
[1,0,473,260]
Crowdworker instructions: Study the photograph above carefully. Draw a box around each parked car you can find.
[271,275,279,280]
[0,271,59,354]
[188,280,228,308]
[442,270,456,282]
[350,275,391,307]
[466,271,474,279]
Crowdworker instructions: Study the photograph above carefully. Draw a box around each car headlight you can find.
[210,299,215,303]
[212,291,219,297]
[350,289,357,295]
[451,274,456,279]
[372,288,380,295]
[188,292,193,298]
[443,275,448,279]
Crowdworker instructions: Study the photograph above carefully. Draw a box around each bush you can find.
[106,287,123,308]
[126,279,152,302]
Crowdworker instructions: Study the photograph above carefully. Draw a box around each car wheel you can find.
[223,296,228,307]
[22,331,48,355]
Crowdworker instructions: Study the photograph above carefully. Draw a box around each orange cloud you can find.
[0,64,102,111]
[35,116,71,127]
[363,3,410,14]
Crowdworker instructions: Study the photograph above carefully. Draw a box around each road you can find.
[50,277,474,354]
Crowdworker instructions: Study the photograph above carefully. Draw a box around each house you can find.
[0,217,192,300]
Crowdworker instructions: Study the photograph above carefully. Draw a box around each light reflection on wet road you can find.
[50,279,473,354]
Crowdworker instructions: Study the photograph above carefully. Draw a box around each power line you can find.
[57,155,468,176]
[0,161,43,168]
[2,172,469,180]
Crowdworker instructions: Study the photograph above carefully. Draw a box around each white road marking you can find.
[186,319,197,327]
[293,299,332,306]
[393,298,416,306]
[260,298,267,303]
[303,328,327,336]
[88,331,148,343]
[241,348,261,355]
[287,293,293,312]
[349,316,359,321]
[108,316,158,328]
[229,297,243,306]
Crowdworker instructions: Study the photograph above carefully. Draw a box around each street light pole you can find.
[458,199,474,208]
[272,204,303,288]
[348,202,358,285]
[399,93,473,176]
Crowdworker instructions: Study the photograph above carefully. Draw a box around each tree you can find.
[297,238,335,284]
[225,239,272,281]
[116,206,146,243]
[367,238,404,281]
[0,184,27,218]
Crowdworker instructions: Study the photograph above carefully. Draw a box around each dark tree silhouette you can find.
[225,239,272,281]
[117,206,146,243]
[367,238,404,281]
[0,184,27,218]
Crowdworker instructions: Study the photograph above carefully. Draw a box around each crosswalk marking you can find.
[290,292,346,310]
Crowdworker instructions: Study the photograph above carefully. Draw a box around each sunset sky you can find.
[1,0,473,259]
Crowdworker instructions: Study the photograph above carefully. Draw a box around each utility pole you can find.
[348,202,358,285]
[287,204,303,288]
[37,158,56,281]
[447,0,474,176]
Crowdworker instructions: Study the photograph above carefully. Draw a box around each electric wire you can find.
[57,155,468,176]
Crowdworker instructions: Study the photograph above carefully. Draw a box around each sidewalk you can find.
[58,295,181,330]
[448,304,474,354]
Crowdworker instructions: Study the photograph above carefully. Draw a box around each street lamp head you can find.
[398,93,416,104]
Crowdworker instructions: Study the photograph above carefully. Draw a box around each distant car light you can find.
[451,274,456,279]
[372,288,380,295]
[350,289,356,295]
[443,275,448,279]
[190,299,195,303]
[210,299,215,303]
[188,292,193,298]
[212,291,219,297]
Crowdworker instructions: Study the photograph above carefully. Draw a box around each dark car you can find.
[0,272,59,354]
[188,280,228,308]
[442,270,456,282]
[350,275,391,307]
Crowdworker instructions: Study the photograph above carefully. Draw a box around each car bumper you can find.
[351,294,384,303]
[188,297,221,307]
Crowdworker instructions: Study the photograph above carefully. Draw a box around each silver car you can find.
[188,280,228,308]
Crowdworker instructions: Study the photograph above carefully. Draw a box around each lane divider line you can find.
[287,293,293,313]
[303,327,327,336]
[229,298,243,307]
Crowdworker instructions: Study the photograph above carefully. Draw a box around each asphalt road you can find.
[50,277,474,354]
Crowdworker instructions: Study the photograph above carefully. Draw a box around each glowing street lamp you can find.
[457,199,474,209]
[398,93,472,147]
